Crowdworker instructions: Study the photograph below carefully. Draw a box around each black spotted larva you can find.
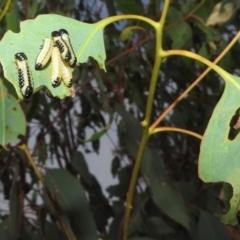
[51,46,62,87]
[35,38,53,70]
[59,29,77,68]
[51,31,71,62]
[15,52,34,100]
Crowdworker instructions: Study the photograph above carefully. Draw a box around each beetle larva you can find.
[51,46,62,87]
[59,29,77,68]
[61,57,73,87]
[15,52,34,100]
[51,31,71,62]
[35,38,53,70]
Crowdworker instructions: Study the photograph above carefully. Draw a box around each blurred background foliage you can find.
[0,0,240,239]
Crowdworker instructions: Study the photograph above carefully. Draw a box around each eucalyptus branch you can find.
[122,0,171,239]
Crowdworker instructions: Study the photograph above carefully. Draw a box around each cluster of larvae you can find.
[15,29,77,100]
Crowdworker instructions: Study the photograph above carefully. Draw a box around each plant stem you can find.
[99,15,157,29]
[151,127,203,140]
[19,144,74,240]
[0,0,11,22]
[122,0,171,239]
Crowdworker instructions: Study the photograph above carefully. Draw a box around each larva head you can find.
[51,31,61,37]
[59,29,68,35]
[15,52,27,61]
[35,63,42,70]
[69,57,77,68]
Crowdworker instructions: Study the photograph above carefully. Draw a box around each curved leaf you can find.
[0,14,106,99]
[199,72,240,225]
[120,26,146,42]
[44,168,98,240]
[141,147,190,229]
[197,211,229,240]
[79,114,112,142]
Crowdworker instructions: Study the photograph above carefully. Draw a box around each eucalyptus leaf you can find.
[0,81,26,146]
[199,72,240,225]
[44,168,98,240]
[0,14,106,99]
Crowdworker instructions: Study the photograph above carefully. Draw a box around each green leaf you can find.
[90,202,112,232]
[199,72,240,225]
[180,1,197,15]
[197,44,209,68]
[27,0,38,19]
[166,7,192,49]
[115,105,143,156]
[0,0,7,9]
[5,0,19,33]
[143,216,174,236]
[194,0,214,22]
[111,156,120,176]
[71,151,93,185]
[79,114,112,142]
[106,166,131,198]
[141,147,190,229]
[89,127,109,142]
[128,206,143,236]
[197,211,229,240]
[120,26,146,42]
[44,168,98,240]
[0,81,26,146]
[41,221,66,240]
[39,207,48,238]
[108,212,123,239]
[22,220,42,240]
[0,14,106,99]
[115,0,143,14]
[39,207,65,239]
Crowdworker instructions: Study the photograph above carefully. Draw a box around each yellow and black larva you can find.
[59,29,77,68]
[61,58,73,87]
[35,38,53,70]
[51,46,62,87]
[51,31,71,62]
[15,52,34,100]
